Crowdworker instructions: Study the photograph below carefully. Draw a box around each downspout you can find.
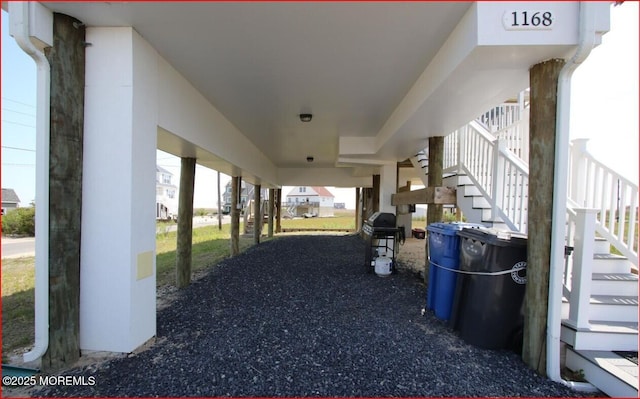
[8,1,51,363]
[547,1,598,392]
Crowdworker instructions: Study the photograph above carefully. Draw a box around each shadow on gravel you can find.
[34,235,592,397]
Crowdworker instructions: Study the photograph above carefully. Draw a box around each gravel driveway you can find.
[35,234,590,397]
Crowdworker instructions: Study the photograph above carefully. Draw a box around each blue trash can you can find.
[426,222,482,320]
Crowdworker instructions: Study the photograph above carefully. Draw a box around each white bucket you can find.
[375,257,392,277]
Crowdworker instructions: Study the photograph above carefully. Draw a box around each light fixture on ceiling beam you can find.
[299,113,313,122]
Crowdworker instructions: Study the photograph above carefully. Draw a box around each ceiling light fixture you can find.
[299,113,313,122]
[306,156,314,162]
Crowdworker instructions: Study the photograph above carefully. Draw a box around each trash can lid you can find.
[457,227,527,247]
[427,222,484,236]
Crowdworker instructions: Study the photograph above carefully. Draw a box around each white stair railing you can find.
[563,207,599,329]
[448,121,529,233]
[477,102,523,134]
[440,101,637,336]
[494,107,530,162]
[569,139,638,265]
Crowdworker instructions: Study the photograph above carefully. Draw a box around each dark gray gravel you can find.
[35,235,591,397]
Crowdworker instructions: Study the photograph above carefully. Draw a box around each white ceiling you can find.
[40,2,471,167]
[34,2,578,187]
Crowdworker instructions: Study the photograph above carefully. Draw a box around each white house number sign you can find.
[503,10,555,31]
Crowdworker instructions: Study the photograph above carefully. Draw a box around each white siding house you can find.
[156,166,177,220]
[286,186,335,207]
[1,188,21,215]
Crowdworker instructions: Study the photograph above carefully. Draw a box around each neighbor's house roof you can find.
[156,165,173,175]
[286,186,335,198]
[1,188,21,204]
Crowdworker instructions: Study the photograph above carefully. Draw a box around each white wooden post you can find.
[568,208,599,329]
[457,127,465,175]
[490,137,506,222]
[570,139,589,207]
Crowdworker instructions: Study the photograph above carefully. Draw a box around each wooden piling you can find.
[254,184,261,244]
[523,58,565,374]
[275,188,282,233]
[176,157,196,288]
[424,136,444,284]
[43,12,85,371]
[230,176,241,255]
[268,188,275,237]
[372,175,380,213]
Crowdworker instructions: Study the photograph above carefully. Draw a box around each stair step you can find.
[461,185,482,197]
[472,196,491,209]
[455,174,473,186]
[593,253,632,274]
[591,273,639,296]
[589,295,639,322]
[593,237,611,254]
[561,319,638,351]
[562,295,639,321]
[566,348,638,398]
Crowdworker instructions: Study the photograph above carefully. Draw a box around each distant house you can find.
[286,186,335,206]
[285,186,335,217]
[221,180,267,214]
[1,188,21,215]
[156,166,178,220]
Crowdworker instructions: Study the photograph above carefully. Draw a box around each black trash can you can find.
[449,228,527,351]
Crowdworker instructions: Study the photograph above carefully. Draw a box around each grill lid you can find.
[365,212,396,228]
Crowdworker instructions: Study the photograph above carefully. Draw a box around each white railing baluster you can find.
[491,138,501,221]
[618,182,627,240]
[628,190,638,251]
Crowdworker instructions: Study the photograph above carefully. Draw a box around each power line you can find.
[2,145,36,152]
[1,97,36,108]
[1,119,36,128]
[2,107,35,117]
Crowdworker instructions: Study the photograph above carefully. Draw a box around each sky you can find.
[2,3,638,210]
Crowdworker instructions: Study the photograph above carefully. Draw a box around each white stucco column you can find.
[379,163,397,214]
[80,27,158,352]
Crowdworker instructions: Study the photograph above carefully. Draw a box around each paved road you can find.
[1,237,36,259]
[1,216,232,259]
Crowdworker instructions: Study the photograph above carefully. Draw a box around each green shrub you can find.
[2,207,36,236]
[442,211,466,222]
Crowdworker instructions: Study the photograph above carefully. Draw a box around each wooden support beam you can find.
[391,186,456,206]
[43,12,85,371]
[217,171,222,230]
[275,188,282,233]
[176,157,196,289]
[268,188,275,237]
[425,136,444,284]
[355,187,361,232]
[372,174,380,213]
[230,176,241,255]
[523,59,565,374]
[254,184,261,244]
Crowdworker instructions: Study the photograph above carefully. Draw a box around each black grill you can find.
[364,212,396,230]
[362,212,404,274]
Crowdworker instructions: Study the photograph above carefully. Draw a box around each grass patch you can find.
[2,257,36,358]
[280,215,355,230]
[155,223,257,287]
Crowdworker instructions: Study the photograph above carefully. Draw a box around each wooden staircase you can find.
[243,199,269,236]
